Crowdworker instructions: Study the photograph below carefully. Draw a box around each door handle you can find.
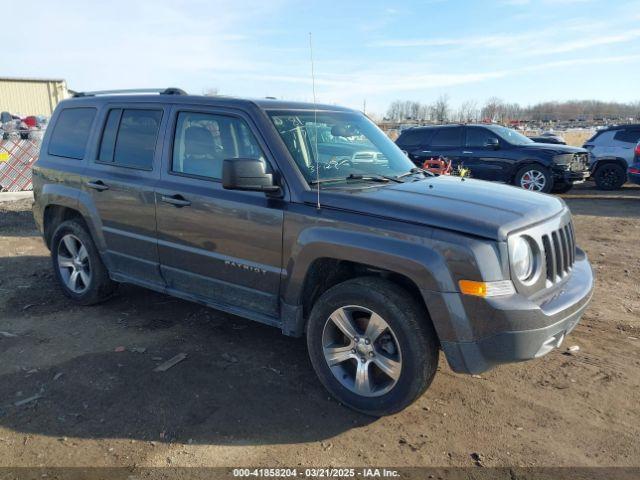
[462,151,473,154]
[160,194,191,207]
[86,180,109,191]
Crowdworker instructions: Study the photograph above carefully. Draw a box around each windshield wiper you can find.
[309,173,401,186]
[397,167,434,179]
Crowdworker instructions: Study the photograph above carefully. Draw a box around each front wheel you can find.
[306,277,439,416]
[514,165,553,193]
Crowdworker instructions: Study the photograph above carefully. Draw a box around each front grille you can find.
[541,220,576,283]
[571,153,588,172]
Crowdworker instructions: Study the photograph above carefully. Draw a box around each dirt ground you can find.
[0,183,639,469]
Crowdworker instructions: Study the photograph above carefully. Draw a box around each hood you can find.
[520,142,587,154]
[313,176,566,241]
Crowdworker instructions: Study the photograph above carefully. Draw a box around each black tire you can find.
[551,182,573,194]
[306,277,439,416]
[51,219,117,305]
[594,163,626,190]
[513,164,553,193]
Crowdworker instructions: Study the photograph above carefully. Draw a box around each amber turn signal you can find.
[459,280,515,298]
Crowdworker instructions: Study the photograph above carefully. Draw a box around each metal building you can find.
[0,77,69,117]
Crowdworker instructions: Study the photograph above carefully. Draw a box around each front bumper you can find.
[553,168,590,184]
[429,250,594,374]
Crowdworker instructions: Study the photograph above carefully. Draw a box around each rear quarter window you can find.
[397,129,432,148]
[48,107,97,160]
[614,128,640,144]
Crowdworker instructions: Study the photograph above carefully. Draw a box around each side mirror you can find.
[484,137,500,149]
[222,158,281,194]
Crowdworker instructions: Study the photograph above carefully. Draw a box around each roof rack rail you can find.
[73,87,187,98]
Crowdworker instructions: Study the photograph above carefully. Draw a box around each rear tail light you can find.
[634,143,640,157]
[629,167,640,174]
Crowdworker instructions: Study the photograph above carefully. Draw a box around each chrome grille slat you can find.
[542,219,576,284]
[542,235,555,280]
[552,231,563,276]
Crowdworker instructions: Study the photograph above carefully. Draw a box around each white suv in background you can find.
[584,124,640,190]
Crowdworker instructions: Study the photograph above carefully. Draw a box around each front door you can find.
[154,106,284,319]
[82,104,167,286]
[463,126,508,181]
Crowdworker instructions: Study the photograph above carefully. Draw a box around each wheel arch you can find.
[591,156,628,174]
[510,159,549,183]
[281,228,455,341]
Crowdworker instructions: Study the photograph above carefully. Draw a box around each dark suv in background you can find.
[396,124,590,193]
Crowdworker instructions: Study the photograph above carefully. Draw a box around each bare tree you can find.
[203,87,220,96]
[482,97,504,122]
[455,100,479,122]
[431,94,450,123]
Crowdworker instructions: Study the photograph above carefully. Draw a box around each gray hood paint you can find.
[312,176,566,241]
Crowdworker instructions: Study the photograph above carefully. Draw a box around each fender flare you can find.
[590,156,627,174]
[281,226,456,306]
[40,184,109,263]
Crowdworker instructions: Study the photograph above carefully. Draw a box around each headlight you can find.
[511,236,533,281]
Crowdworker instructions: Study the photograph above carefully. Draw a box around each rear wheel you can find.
[514,165,553,193]
[594,163,626,190]
[306,277,438,416]
[51,219,116,305]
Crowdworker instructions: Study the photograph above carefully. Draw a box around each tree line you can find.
[385,97,640,123]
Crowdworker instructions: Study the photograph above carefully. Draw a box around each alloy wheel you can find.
[599,166,622,189]
[57,234,91,294]
[322,305,402,397]
[520,169,547,191]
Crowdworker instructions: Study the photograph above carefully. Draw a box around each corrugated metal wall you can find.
[0,79,68,116]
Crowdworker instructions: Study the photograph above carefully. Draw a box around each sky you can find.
[6,0,640,116]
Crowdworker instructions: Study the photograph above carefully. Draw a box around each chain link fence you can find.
[0,132,43,192]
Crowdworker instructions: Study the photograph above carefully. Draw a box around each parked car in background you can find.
[628,141,640,185]
[583,124,640,190]
[528,132,566,145]
[396,124,589,193]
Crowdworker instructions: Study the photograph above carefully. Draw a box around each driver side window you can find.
[172,112,265,180]
[466,127,498,148]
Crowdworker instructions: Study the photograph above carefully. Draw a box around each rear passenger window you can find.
[48,108,96,159]
[98,108,162,170]
[431,127,463,147]
[614,128,640,143]
[172,112,265,180]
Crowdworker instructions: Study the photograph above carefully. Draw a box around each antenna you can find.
[309,32,321,210]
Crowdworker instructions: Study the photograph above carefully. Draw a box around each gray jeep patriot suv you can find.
[32,89,594,416]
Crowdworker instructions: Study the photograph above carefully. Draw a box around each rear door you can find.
[82,104,167,287]
[427,126,464,167]
[154,106,284,319]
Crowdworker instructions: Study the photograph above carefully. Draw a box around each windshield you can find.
[268,110,416,185]
[486,125,534,146]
